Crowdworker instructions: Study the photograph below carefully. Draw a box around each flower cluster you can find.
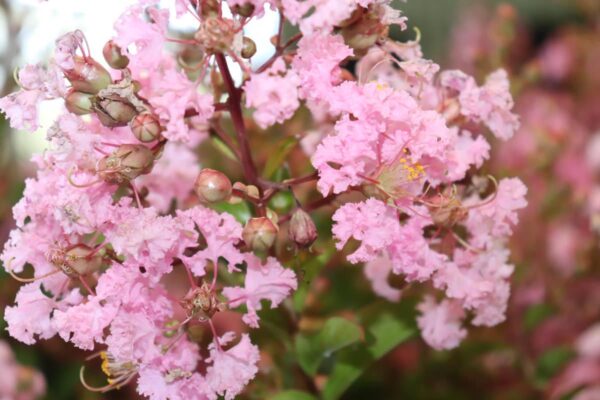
[0,340,46,400]
[0,0,524,398]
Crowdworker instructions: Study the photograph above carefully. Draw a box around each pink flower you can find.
[224,256,297,328]
[204,333,260,400]
[0,340,46,400]
[178,206,245,277]
[137,143,200,212]
[417,296,467,350]
[244,58,300,128]
[53,297,119,350]
[465,177,528,248]
[442,69,520,140]
[332,198,400,263]
[147,69,214,142]
[364,255,402,302]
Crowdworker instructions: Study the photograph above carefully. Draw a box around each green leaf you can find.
[262,136,298,179]
[293,247,335,313]
[212,201,252,224]
[524,303,555,332]
[210,135,238,162]
[322,312,415,400]
[295,317,363,376]
[270,390,317,400]
[535,346,576,386]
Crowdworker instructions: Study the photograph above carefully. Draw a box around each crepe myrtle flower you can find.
[0,0,525,398]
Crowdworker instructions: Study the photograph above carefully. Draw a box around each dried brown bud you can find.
[288,208,318,248]
[103,40,130,69]
[64,56,112,94]
[339,9,387,54]
[243,217,278,252]
[47,244,103,277]
[93,94,138,127]
[64,89,94,115]
[97,144,155,184]
[130,112,163,142]
[182,282,226,321]
[194,17,237,53]
[241,37,257,59]
[231,3,255,18]
[427,195,467,228]
[194,169,232,203]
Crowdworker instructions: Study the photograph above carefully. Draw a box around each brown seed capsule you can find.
[243,217,278,252]
[103,40,130,69]
[64,89,94,115]
[130,112,163,142]
[182,282,226,321]
[97,144,155,184]
[427,195,467,229]
[194,17,237,53]
[47,244,103,278]
[288,208,318,248]
[231,3,255,18]
[93,94,138,127]
[194,169,232,203]
[64,56,112,94]
[241,37,257,59]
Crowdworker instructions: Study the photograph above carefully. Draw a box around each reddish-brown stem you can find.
[255,33,302,74]
[260,171,318,190]
[211,120,242,160]
[215,53,259,187]
[279,194,337,223]
[232,188,260,205]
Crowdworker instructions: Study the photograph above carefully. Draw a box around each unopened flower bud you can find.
[130,112,163,142]
[97,144,155,184]
[231,3,255,18]
[194,169,232,203]
[241,37,257,59]
[103,40,130,69]
[340,10,387,54]
[93,94,138,127]
[243,217,278,252]
[64,56,112,94]
[64,89,94,115]
[288,208,318,248]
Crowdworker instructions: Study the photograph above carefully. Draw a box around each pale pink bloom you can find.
[332,198,400,263]
[244,58,300,128]
[0,341,46,400]
[105,312,162,364]
[417,296,467,350]
[224,256,297,328]
[137,143,200,212]
[178,206,245,277]
[576,323,600,359]
[574,387,600,400]
[465,177,528,248]
[0,62,65,131]
[54,31,84,70]
[4,278,82,345]
[147,69,214,142]
[364,255,401,302]
[204,333,260,400]
[547,223,581,277]
[292,34,353,110]
[442,69,520,140]
[53,298,119,350]
[137,368,207,400]
[105,205,192,278]
[113,6,170,73]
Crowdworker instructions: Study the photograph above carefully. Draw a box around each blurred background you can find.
[1,0,600,399]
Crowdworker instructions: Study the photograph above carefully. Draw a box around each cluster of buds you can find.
[64,37,163,141]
